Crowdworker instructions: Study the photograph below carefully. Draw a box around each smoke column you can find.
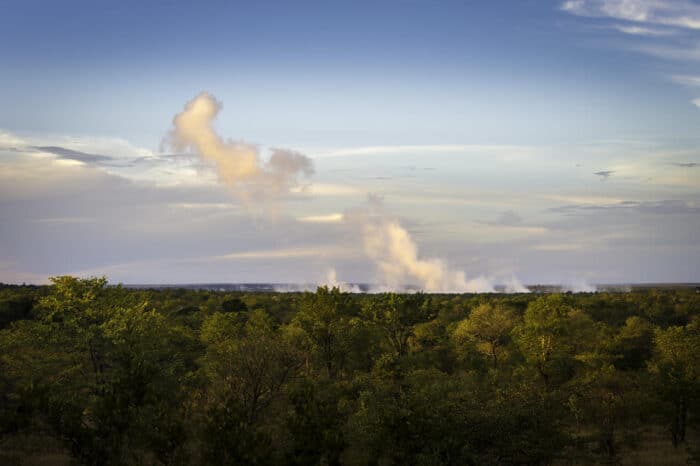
[165,92,313,204]
[324,268,362,293]
[504,276,530,293]
[563,280,597,293]
[344,196,495,293]
[166,94,527,293]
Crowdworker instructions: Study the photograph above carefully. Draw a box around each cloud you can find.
[164,92,314,206]
[670,75,700,87]
[531,230,635,252]
[308,144,534,161]
[594,170,615,179]
[0,131,184,188]
[673,162,699,167]
[667,78,700,108]
[0,131,27,147]
[561,1,700,106]
[550,199,700,215]
[562,0,700,29]
[291,183,359,197]
[494,210,523,226]
[212,245,349,261]
[33,146,115,165]
[297,213,344,223]
[612,24,677,36]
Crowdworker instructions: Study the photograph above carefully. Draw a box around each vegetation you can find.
[1,277,699,465]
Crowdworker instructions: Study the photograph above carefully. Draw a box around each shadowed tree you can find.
[293,286,353,377]
[362,293,433,358]
[649,318,700,447]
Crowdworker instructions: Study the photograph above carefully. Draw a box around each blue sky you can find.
[1,0,699,287]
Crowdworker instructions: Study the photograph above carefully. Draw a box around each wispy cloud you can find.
[594,170,615,179]
[550,199,700,215]
[561,1,700,110]
[33,146,116,165]
[308,144,534,160]
[669,77,700,106]
[214,245,350,261]
[562,0,700,29]
[494,210,523,226]
[612,24,677,36]
[291,183,360,196]
[670,74,700,87]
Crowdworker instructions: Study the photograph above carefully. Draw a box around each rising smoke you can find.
[504,276,530,293]
[563,280,597,293]
[342,196,496,293]
[324,268,363,293]
[167,93,528,293]
[165,92,314,205]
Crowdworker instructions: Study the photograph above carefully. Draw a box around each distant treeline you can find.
[1,277,700,465]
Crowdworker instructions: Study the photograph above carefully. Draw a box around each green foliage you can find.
[362,292,433,357]
[293,286,355,377]
[649,318,700,447]
[1,279,699,464]
[452,303,518,369]
[515,295,596,388]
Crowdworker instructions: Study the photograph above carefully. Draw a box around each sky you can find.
[0,0,699,288]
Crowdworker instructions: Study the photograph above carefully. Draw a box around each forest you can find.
[1,277,699,465]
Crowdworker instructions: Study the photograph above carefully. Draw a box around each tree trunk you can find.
[671,399,680,448]
[680,396,687,443]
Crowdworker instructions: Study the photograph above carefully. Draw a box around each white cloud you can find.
[0,130,27,147]
[169,202,236,210]
[291,183,360,196]
[308,144,533,159]
[213,245,350,261]
[670,74,700,87]
[562,0,700,29]
[297,213,344,223]
[612,24,676,36]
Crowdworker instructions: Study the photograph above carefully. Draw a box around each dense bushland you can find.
[1,277,699,465]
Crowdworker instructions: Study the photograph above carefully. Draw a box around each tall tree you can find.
[452,303,518,369]
[649,319,700,447]
[362,293,433,358]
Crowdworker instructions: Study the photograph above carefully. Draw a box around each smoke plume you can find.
[165,94,527,293]
[165,92,313,204]
[344,196,495,293]
[324,268,362,293]
[504,276,530,293]
[563,280,597,293]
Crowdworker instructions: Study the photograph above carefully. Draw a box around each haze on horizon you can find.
[1,0,699,288]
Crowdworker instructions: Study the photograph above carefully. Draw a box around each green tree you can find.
[452,303,518,369]
[293,287,353,377]
[649,319,700,447]
[362,293,433,358]
[202,309,302,424]
[0,277,190,464]
[515,295,595,388]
